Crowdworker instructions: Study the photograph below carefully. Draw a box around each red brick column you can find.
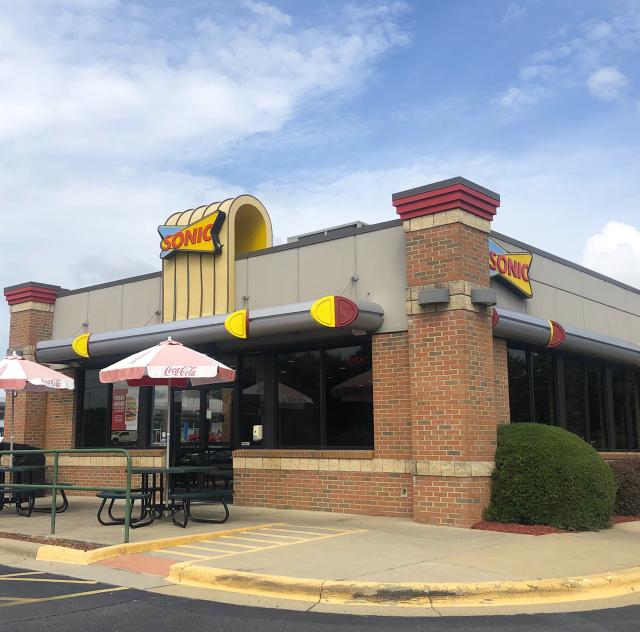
[493,338,510,426]
[4,283,62,448]
[393,178,501,527]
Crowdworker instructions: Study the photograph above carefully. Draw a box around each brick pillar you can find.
[3,282,60,448]
[393,177,501,527]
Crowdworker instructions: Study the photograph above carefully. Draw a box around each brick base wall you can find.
[235,470,412,517]
[413,476,492,527]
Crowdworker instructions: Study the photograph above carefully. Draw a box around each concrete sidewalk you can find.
[1,497,640,610]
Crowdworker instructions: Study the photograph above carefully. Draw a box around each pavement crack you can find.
[305,579,325,612]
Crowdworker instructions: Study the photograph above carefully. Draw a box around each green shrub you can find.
[485,423,615,530]
[610,459,640,516]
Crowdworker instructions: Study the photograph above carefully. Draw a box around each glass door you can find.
[171,385,235,467]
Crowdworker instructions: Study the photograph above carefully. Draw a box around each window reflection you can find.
[326,345,373,447]
[278,351,321,447]
[564,357,587,440]
[507,348,530,422]
[239,354,265,447]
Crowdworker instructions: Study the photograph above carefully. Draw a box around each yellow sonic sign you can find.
[158,211,226,259]
[489,238,533,298]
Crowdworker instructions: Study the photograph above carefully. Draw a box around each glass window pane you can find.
[627,371,640,450]
[110,383,140,446]
[508,348,530,422]
[278,350,321,447]
[78,369,109,447]
[151,387,168,446]
[612,368,629,449]
[239,354,265,447]
[564,357,587,440]
[325,345,373,448]
[586,362,608,449]
[531,351,556,424]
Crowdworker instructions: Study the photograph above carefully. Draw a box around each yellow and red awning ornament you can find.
[310,296,359,328]
[224,309,249,339]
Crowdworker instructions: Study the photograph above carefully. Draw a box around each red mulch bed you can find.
[472,516,640,536]
[0,531,105,550]
[613,515,640,525]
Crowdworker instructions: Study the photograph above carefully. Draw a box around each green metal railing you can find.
[0,448,134,543]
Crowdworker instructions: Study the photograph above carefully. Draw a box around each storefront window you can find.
[507,345,639,451]
[507,348,530,422]
[612,368,629,450]
[110,382,141,446]
[78,370,109,447]
[531,351,556,424]
[586,362,608,449]
[564,357,587,441]
[629,371,640,450]
[239,354,265,447]
[150,386,169,446]
[278,350,321,447]
[325,345,373,447]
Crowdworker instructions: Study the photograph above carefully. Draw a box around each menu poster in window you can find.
[111,386,139,431]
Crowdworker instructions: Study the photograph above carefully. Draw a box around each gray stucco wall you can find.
[235,224,408,334]
[52,276,162,339]
[49,223,640,346]
[491,235,640,345]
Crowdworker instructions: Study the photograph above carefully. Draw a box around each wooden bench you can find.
[96,490,154,529]
[0,483,70,517]
[169,489,232,528]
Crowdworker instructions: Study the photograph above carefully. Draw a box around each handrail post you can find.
[50,452,59,535]
[124,451,132,544]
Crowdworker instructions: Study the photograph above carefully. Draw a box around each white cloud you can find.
[498,86,542,109]
[587,66,630,99]
[0,0,410,355]
[582,222,640,288]
[498,2,639,110]
[502,3,526,23]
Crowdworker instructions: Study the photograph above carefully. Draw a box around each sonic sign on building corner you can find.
[489,238,533,298]
[158,210,226,258]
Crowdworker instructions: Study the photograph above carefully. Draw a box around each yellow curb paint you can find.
[35,523,285,566]
[167,565,640,609]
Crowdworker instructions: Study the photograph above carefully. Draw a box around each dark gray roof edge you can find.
[392,177,500,202]
[236,219,403,260]
[57,271,162,297]
[492,231,640,296]
[4,281,62,293]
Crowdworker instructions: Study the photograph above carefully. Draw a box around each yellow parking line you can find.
[217,538,262,548]
[252,532,307,540]
[0,577,97,584]
[0,571,47,579]
[267,527,349,536]
[216,535,300,545]
[180,545,239,554]
[0,586,129,608]
[155,550,210,559]
[278,524,352,532]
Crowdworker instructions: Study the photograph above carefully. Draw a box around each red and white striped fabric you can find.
[0,352,75,392]
[99,337,236,386]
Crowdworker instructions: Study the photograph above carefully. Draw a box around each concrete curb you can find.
[35,523,283,565]
[166,564,640,608]
[0,537,41,559]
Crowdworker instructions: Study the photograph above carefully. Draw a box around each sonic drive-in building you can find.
[4,177,640,527]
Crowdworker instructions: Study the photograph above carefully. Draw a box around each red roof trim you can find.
[4,284,58,305]
[393,182,500,222]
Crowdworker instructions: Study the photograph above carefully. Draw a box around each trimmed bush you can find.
[485,423,615,530]
[610,459,640,516]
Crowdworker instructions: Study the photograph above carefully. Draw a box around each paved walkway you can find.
[1,497,639,583]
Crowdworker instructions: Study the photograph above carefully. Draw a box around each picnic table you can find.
[0,464,68,515]
[131,465,233,527]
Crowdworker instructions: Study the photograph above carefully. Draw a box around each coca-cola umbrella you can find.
[99,337,236,469]
[0,352,75,465]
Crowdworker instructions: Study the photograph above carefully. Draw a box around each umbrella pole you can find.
[165,380,172,503]
[8,389,14,468]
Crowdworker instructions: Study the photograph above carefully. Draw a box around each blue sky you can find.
[1,0,639,365]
